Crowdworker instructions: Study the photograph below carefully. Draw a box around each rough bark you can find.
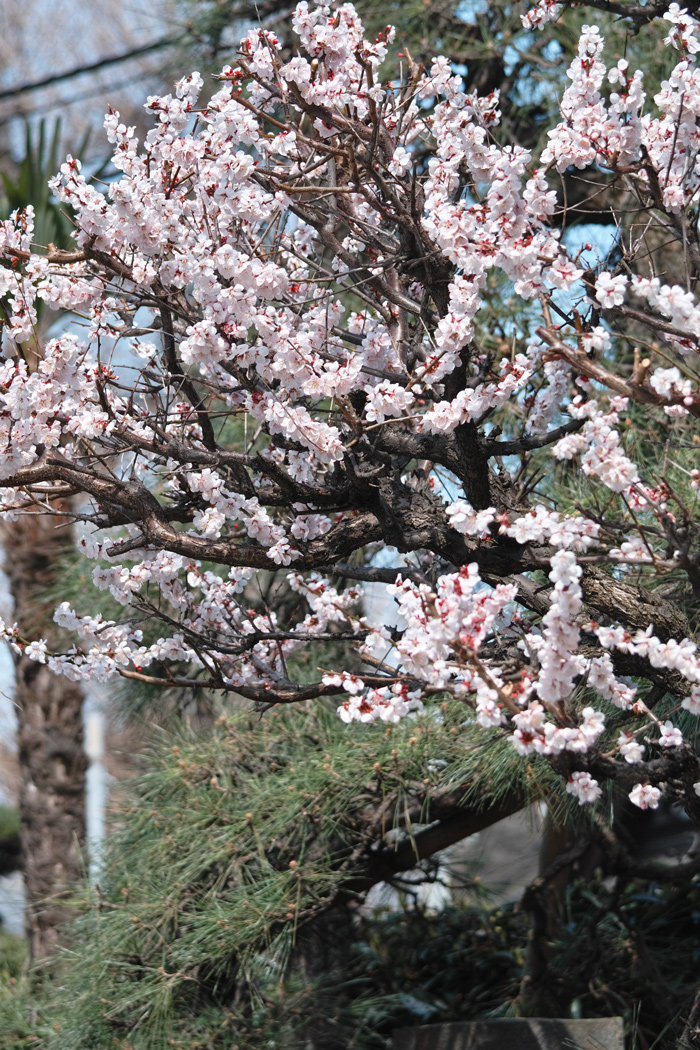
[2,510,86,961]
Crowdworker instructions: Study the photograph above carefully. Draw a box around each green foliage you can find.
[0,118,108,343]
[544,876,700,1047]
[0,973,52,1050]
[5,846,700,1048]
[0,932,26,980]
[0,936,44,1050]
[0,806,20,845]
[341,900,527,1039]
[0,120,87,253]
[0,702,694,1047]
[20,698,547,1048]
[296,875,700,1048]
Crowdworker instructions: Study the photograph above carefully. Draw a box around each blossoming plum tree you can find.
[2,0,700,825]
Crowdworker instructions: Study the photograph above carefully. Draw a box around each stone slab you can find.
[392,1018,625,1050]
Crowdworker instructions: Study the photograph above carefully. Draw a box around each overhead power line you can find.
[0,35,183,105]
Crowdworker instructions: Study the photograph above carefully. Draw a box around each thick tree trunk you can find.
[3,510,87,961]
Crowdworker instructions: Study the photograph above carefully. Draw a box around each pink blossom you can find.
[566,772,602,805]
[629,784,662,810]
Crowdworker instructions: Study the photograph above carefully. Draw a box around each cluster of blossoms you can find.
[0,1,699,814]
[522,0,563,31]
